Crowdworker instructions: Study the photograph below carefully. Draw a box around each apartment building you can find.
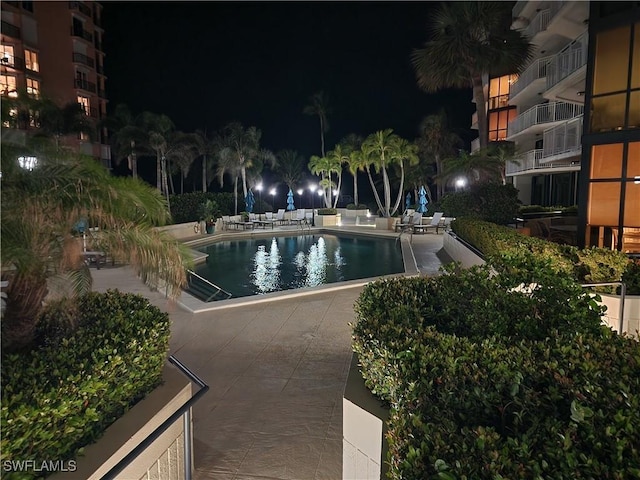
[1,0,110,168]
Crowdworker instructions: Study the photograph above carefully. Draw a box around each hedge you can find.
[352,264,640,479]
[169,192,235,223]
[451,217,630,291]
[1,290,170,479]
[440,184,520,225]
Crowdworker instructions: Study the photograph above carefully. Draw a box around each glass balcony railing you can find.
[506,148,578,175]
[508,102,584,137]
[509,56,552,100]
[546,33,588,91]
[541,115,583,160]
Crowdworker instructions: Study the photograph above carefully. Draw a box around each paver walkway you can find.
[91,229,448,479]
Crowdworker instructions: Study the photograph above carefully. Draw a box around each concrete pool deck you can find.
[90,226,451,479]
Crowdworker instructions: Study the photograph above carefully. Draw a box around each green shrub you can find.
[169,192,235,223]
[1,290,170,476]
[440,191,477,219]
[317,208,337,215]
[346,203,368,210]
[621,258,640,295]
[353,271,640,480]
[441,184,520,225]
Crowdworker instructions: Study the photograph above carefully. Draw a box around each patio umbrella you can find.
[286,188,295,211]
[245,189,255,213]
[416,185,428,213]
[405,192,412,211]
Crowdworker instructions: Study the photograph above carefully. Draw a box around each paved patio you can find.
[90,226,450,479]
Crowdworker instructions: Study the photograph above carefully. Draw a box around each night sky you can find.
[102,1,475,163]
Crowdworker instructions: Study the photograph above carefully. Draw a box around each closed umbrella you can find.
[245,189,255,213]
[286,188,295,211]
[416,185,428,213]
[405,192,412,211]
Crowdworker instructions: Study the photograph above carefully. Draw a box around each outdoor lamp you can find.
[455,178,466,189]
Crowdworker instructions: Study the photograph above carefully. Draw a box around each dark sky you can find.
[102,1,475,160]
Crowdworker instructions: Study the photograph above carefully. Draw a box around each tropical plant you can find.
[416,110,462,200]
[216,122,275,214]
[411,1,533,149]
[338,133,366,207]
[361,129,419,217]
[274,149,306,190]
[481,142,520,185]
[308,153,341,208]
[139,111,175,198]
[193,128,217,192]
[100,103,149,180]
[439,148,504,187]
[0,138,192,352]
[303,91,331,157]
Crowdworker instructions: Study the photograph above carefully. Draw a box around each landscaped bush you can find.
[169,192,235,223]
[317,208,337,215]
[352,267,640,479]
[1,290,170,477]
[440,184,520,225]
[451,218,629,289]
[346,203,368,210]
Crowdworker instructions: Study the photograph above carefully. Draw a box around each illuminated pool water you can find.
[193,233,404,298]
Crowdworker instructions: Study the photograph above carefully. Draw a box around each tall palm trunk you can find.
[241,166,248,199]
[233,176,239,214]
[156,153,162,191]
[435,154,444,200]
[2,273,48,352]
[472,73,489,150]
[366,167,384,216]
[319,116,326,158]
[202,154,208,192]
[353,174,359,206]
[391,161,406,216]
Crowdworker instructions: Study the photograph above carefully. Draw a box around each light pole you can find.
[256,183,263,212]
[309,184,317,225]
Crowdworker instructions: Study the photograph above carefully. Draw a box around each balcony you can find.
[69,1,92,17]
[72,52,95,68]
[96,63,104,74]
[74,78,96,93]
[506,148,580,176]
[541,115,583,162]
[545,33,588,102]
[70,26,93,43]
[1,20,21,39]
[522,8,550,39]
[509,56,552,102]
[507,101,584,138]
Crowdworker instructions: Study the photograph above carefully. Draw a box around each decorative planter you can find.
[315,214,338,227]
[205,223,215,234]
[345,209,369,218]
[375,217,397,231]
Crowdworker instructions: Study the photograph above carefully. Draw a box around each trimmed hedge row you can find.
[1,290,170,478]
[440,184,521,225]
[451,217,630,290]
[353,265,640,479]
[169,192,235,223]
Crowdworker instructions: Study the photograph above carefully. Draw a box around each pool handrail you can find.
[187,269,232,301]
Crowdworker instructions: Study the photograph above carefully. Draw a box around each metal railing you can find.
[546,33,588,90]
[70,26,93,42]
[1,20,21,38]
[542,114,583,159]
[102,355,209,480]
[581,282,626,334]
[187,269,232,302]
[522,8,550,39]
[72,52,95,68]
[74,78,96,93]
[506,149,543,174]
[509,56,552,100]
[69,1,92,17]
[508,102,584,137]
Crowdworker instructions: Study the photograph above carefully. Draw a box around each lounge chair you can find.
[290,209,307,226]
[413,212,444,234]
[397,212,423,233]
[394,212,414,232]
[275,209,287,225]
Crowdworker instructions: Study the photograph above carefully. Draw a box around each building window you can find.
[590,22,640,132]
[0,74,17,97]
[488,107,517,141]
[489,74,517,110]
[77,95,90,115]
[26,77,39,96]
[24,49,38,72]
[1,44,15,67]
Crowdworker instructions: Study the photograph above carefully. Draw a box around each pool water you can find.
[194,233,404,298]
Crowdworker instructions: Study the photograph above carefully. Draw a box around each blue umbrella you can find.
[405,192,412,211]
[416,185,428,213]
[286,188,295,211]
[245,189,255,213]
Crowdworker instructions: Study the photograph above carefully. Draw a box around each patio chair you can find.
[397,212,423,233]
[290,209,306,226]
[413,212,444,234]
[394,212,414,232]
[275,209,287,225]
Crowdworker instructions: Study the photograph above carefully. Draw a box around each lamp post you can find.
[256,183,263,212]
[269,187,276,210]
[309,184,317,225]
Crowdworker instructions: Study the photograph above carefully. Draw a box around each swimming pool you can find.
[192,233,404,299]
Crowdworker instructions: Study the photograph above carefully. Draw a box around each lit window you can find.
[0,74,17,97]
[77,96,90,115]
[24,49,39,72]
[26,78,39,96]
[1,44,14,67]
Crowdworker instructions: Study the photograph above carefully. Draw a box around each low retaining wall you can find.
[50,364,193,480]
[157,222,203,240]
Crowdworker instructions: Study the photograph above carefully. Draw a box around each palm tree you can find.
[326,145,350,208]
[194,128,217,192]
[411,1,533,149]
[101,104,149,180]
[482,142,520,185]
[438,149,504,187]
[361,129,419,217]
[416,111,462,200]
[167,132,200,194]
[275,149,306,190]
[216,122,275,210]
[0,138,191,352]
[338,133,365,206]
[303,91,331,157]
[308,154,334,208]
